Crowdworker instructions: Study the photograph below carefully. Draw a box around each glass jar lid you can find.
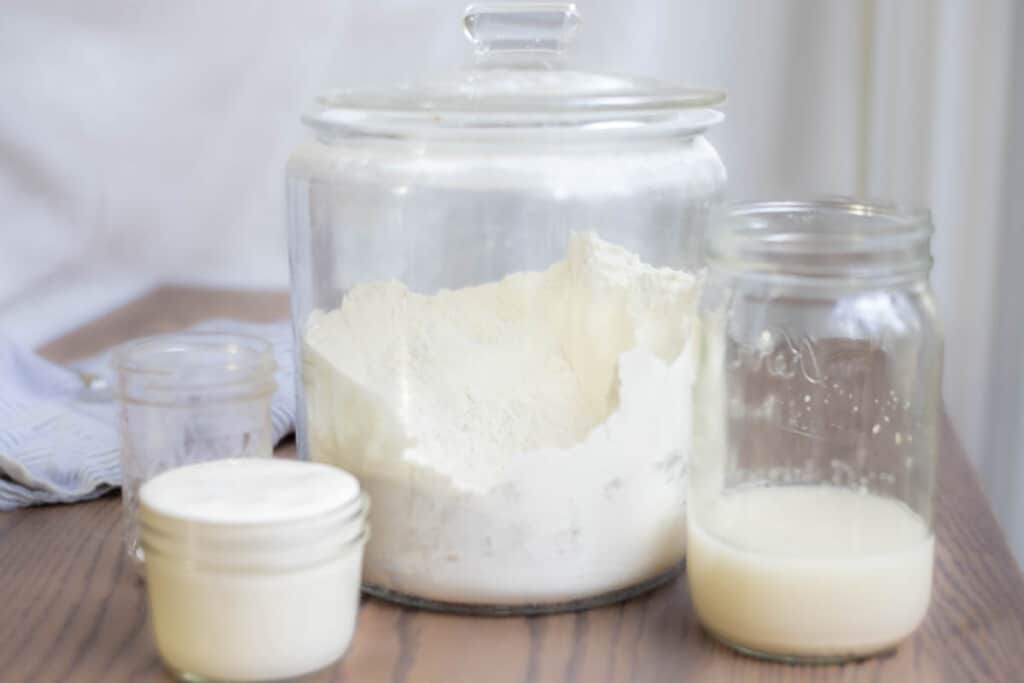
[305,3,725,138]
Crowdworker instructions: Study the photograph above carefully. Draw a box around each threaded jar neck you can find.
[113,332,276,405]
[706,199,933,286]
[139,458,368,573]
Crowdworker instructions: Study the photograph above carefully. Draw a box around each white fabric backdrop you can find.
[1,0,1021,561]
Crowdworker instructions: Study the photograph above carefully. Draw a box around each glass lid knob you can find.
[463,2,581,66]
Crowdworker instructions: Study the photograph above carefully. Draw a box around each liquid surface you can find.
[688,486,934,658]
[140,457,361,525]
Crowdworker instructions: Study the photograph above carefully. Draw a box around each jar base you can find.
[705,628,897,665]
[171,659,340,683]
[362,562,682,615]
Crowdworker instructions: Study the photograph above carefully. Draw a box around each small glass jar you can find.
[114,333,277,569]
[688,199,942,662]
[140,458,368,683]
[288,1,724,614]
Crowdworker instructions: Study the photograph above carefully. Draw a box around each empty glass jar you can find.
[688,199,942,661]
[288,2,726,612]
[114,333,277,570]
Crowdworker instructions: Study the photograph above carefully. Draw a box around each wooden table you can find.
[4,286,1024,682]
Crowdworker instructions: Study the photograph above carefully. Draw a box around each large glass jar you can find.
[287,2,726,613]
[689,199,942,661]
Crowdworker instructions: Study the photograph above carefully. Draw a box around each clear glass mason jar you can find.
[140,458,368,682]
[287,2,726,613]
[688,199,942,662]
[114,333,277,570]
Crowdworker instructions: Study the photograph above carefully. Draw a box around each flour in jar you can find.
[302,231,699,606]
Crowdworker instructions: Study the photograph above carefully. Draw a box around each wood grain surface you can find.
[3,285,1024,682]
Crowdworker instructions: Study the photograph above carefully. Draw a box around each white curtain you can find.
[1,0,1021,560]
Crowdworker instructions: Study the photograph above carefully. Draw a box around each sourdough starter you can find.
[688,486,934,658]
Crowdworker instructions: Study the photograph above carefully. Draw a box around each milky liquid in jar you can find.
[690,199,942,661]
[687,486,934,660]
[140,458,367,682]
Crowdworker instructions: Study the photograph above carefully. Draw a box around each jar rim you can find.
[113,331,275,376]
[141,483,369,573]
[139,458,363,526]
[304,100,725,142]
[113,332,276,399]
[707,198,934,282]
[142,490,368,534]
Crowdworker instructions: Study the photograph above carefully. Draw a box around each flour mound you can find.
[303,232,695,490]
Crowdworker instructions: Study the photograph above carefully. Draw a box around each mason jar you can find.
[140,458,368,682]
[688,199,942,661]
[287,2,726,613]
[114,333,277,571]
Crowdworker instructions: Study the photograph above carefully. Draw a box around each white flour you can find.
[303,232,699,606]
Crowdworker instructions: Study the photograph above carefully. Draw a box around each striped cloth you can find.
[0,319,296,510]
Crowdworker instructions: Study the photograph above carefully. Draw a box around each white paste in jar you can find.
[140,458,366,681]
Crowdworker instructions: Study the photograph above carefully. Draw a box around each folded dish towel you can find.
[0,319,295,510]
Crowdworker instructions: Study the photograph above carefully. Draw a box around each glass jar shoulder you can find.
[286,135,725,197]
[701,275,942,348]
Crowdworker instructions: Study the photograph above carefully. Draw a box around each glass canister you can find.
[287,2,726,612]
[688,199,942,661]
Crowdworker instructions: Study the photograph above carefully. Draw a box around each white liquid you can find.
[687,486,934,659]
[140,459,366,682]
